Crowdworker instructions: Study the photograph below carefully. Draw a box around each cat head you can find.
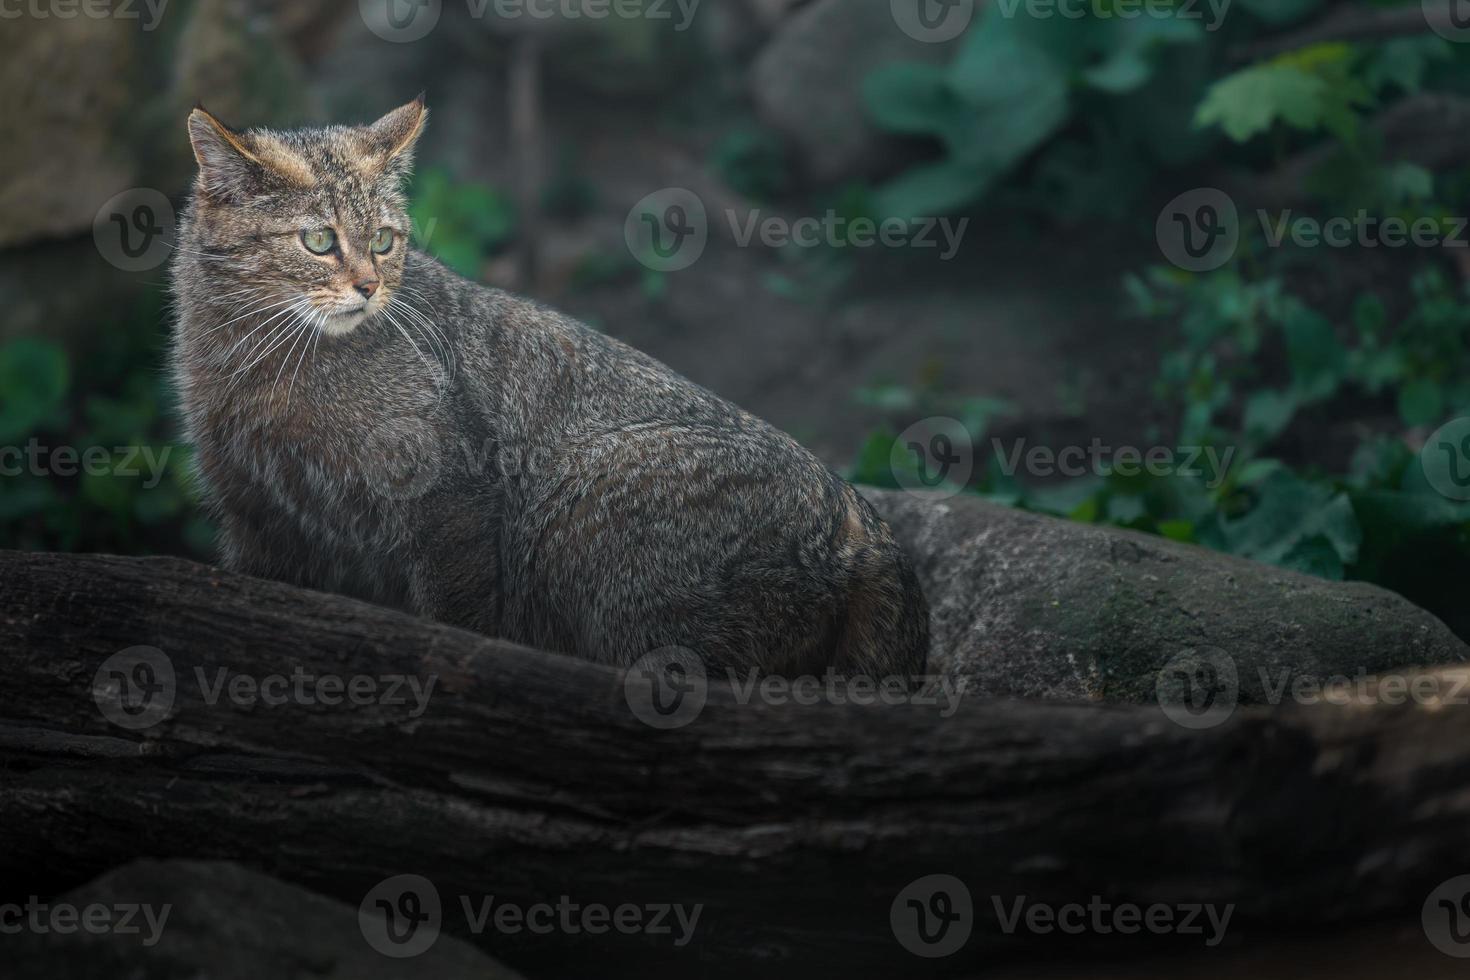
[183,96,427,336]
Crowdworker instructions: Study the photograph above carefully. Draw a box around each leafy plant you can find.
[408,169,516,279]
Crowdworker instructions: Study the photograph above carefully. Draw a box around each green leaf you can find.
[871,159,991,221]
[1364,36,1452,95]
[1158,519,1196,543]
[1195,64,1329,142]
[1281,304,1347,402]
[864,63,958,135]
[847,429,898,487]
[1243,390,1297,444]
[1398,379,1445,428]
[1216,470,1361,572]
[0,339,70,443]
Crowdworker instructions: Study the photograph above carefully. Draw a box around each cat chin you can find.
[319,309,371,336]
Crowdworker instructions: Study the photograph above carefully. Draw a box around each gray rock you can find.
[866,488,1469,701]
[0,17,138,248]
[749,0,960,183]
[10,859,523,980]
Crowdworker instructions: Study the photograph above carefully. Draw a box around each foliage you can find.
[0,290,211,557]
[862,3,1212,219]
[711,126,792,202]
[408,169,516,279]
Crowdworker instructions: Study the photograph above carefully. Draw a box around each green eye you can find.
[302,228,337,255]
[371,227,395,255]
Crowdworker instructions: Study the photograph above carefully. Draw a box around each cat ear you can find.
[187,106,264,199]
[363,94,428,181]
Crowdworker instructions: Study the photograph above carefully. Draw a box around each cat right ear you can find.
[188,105,262,200]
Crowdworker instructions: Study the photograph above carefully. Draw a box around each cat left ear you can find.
[364,94,428,181]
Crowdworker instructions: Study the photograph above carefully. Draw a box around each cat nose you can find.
[353,278,379,299]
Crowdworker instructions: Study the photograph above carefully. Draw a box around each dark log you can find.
[3,550,1470,978]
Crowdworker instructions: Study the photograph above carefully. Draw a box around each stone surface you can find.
[749,0,960,182]
[0,17,138,248]
[9,859,523,979]
[866,488,1469,701]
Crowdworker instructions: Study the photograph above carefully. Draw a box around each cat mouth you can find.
[318,303,375,335]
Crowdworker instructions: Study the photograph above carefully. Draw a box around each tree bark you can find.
[2,550,1469,977]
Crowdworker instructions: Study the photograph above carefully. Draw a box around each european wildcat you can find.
[170,97,929,677]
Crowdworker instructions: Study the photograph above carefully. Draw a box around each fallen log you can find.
[3,550,1470,977]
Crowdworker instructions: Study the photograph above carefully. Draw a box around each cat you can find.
[169,96,929,678]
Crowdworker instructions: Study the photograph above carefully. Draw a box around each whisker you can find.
[380,304,438,376]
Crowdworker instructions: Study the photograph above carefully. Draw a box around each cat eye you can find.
[371,227,395,255]
[301,228,337,255]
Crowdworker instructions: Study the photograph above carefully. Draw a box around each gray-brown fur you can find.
[169,98,929,677]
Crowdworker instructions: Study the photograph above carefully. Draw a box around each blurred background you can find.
[4,0,1470,641]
